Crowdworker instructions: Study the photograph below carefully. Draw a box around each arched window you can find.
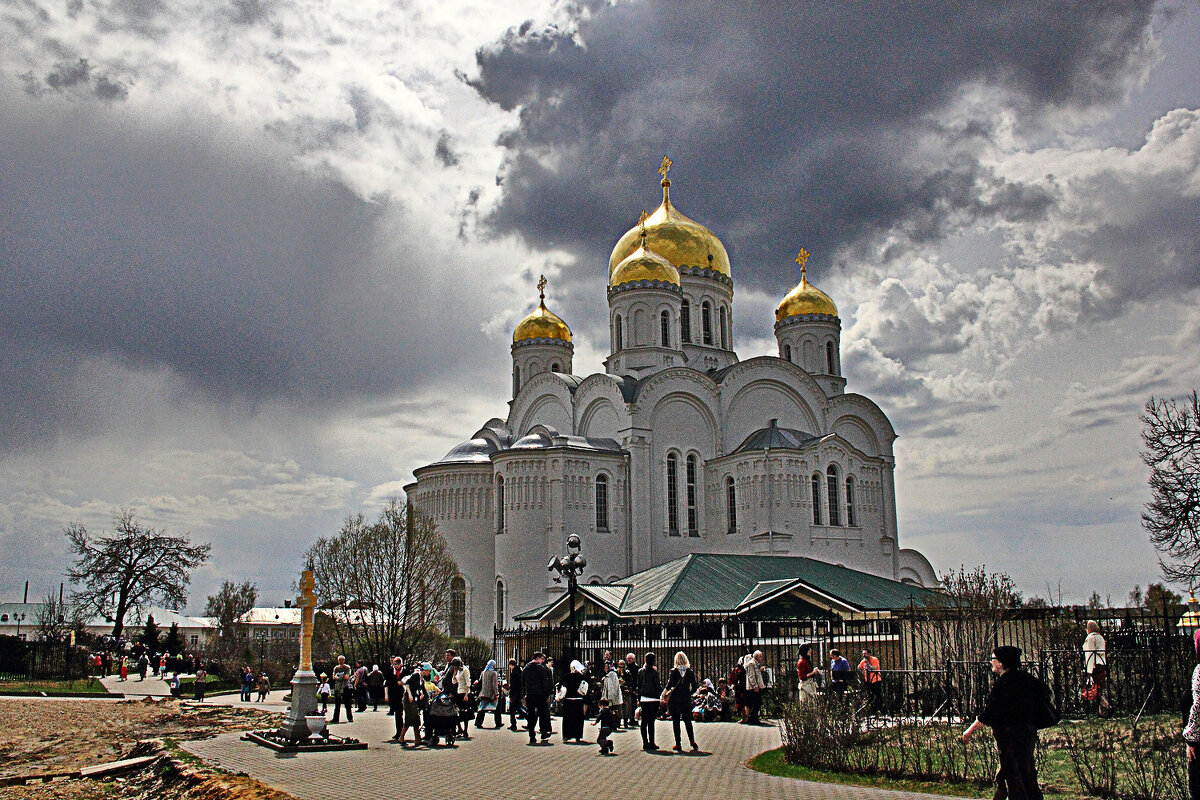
[811,474,822,525]
[845,476,856,527]
[719,306,728,349]
[826,341,836,374]
[725,476,737,534]
[680,301,691,343]
[449,576,466,637]
[783,344,792,363]
[551,361,560,372]
[666,453,680,535]
[660,310,670,347]
[595,474,609,530]
[827,465,841,526]
[701,301,713,344]
[513,365,520,395]
[496,476,505,532]
[495,579,505,627]
[686,454,699,536]
[614,315,623,351]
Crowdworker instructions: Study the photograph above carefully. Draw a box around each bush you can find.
[1055,717,1186,800]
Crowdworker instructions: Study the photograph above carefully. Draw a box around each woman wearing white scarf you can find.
[561,659,589,743]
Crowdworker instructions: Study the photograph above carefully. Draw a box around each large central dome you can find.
[608,168,731,279]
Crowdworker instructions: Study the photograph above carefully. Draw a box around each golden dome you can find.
[610,214,681,288]
[513,277,572,344]
[776,250,838,320]
[608,158,731,279]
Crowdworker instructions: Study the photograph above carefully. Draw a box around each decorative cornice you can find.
[511,337,575,351]
[774,313,841,332]
[678,265,734,288]
[607,279,685,298]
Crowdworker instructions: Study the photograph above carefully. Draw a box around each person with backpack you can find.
[962,645,1059,800]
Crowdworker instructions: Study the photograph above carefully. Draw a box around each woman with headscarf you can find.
[367,664,386,711]
[561,659,589,742]
[664,651,699,751]
[637,651,662,750]
[601,662,623,713]
[962,645,1057,800]
[475,659,500,729]
[1183,629,1200,800]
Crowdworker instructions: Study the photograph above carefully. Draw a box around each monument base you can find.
[276,669,320,741]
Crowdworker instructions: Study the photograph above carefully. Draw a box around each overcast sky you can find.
[2,0,1198,613]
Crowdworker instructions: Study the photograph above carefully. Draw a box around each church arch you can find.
[495,578,505,626]
[666,451,681,536]
[660,310,671,347]
[810,474,822,525]
[595,473,610,530]
[826,465,841,526]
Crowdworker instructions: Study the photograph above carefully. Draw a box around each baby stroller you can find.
[425,692,459,746]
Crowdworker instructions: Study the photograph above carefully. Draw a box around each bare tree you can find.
[304,498,459,667]
[36,590,74,642]
[1141,390,1200,585]
[66,509,211,639]
[205,580,258,644]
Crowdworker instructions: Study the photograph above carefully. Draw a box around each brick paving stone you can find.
[181,709,970,800]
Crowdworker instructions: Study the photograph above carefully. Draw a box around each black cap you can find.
[993,645,1021,670]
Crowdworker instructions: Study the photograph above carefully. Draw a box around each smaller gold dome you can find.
[776,252,838,320]
[611,244,681,288]
[513,278,572,343]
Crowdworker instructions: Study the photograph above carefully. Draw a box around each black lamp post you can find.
[256,630,268,676]
[548,534,586,666]
[14,613,26,639]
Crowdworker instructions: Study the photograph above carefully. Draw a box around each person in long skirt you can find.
[1183,629,1200,800]
[561,660,588,742]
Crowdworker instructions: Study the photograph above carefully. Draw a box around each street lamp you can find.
[13,613,26,639]
[256,630,269,676]
[548,534,586,665]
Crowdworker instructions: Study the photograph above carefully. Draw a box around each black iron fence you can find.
[0,635,89,681]
[494,603,1194,720]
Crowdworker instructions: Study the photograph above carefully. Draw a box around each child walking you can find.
[593,697,617,755]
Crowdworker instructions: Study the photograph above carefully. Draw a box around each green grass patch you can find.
[0,676,110,695]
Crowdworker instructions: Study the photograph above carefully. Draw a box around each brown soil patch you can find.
[0,698,292,800]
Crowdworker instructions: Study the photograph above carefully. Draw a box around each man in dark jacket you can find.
[963,645,1056,800]
[523,652,554,744]
[384,657,408,738]
[621,653,639,729]
[506,658,524,731]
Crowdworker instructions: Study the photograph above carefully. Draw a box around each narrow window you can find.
[667,454,679,535]
[811,474,822,525]
[513,365,520,395]
[686,454,699,536]
[551,361,560,372]
[614,315,623,351]
[449,576,466,637]
[719,306,728,349]
[826,341,836,374]
[827,465,841,526]
[595,474,609,530]
[701,302,713,345]
[496,579,505,627]
[680,302,691,343]
[660,310,670,347]
[496,476,505,532]
[845,477,856,527]
[726,476,737,534]
[783,344,792,363]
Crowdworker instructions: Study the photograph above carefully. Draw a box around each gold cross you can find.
[658,155,672,181]
[537,275,547,300]
[795,249,809,280]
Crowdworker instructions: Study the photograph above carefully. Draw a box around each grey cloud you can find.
[435,130,460,167]
[470,1,1156,292]
[41,58,129,101]
[0,96,497,452]
[46,58,91,89]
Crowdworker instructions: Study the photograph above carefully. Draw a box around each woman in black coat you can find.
[637,651,661,751]
[665,651,699,751]
[561,660,588,742]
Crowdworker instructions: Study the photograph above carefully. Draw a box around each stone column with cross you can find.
[276,569,322,741]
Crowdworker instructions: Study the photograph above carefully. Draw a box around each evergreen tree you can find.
[163,622,184,656]
[140,614,160,653]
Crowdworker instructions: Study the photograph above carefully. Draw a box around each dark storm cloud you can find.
[38,58,129,101]
[0,97,493,451]
[470,1,1156,288]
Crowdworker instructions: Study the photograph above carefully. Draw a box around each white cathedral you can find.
[405,160,938,638]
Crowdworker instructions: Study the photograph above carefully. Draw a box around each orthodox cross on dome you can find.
[537,275,547,303]
[795,248,810,281]
[658,155,672,183]
[638,210,648,247]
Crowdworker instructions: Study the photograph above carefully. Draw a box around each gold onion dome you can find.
[513,276,572,343]
[608,157,731,280]
[611,211,681,288]
[776,249,838,320]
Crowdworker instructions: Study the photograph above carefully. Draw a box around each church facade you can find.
[405,160,938,639]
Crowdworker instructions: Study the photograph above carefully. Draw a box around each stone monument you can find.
[276,569,320,741]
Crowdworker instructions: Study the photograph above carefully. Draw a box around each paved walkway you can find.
[99,673,172,697]
[183,709,968,800]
